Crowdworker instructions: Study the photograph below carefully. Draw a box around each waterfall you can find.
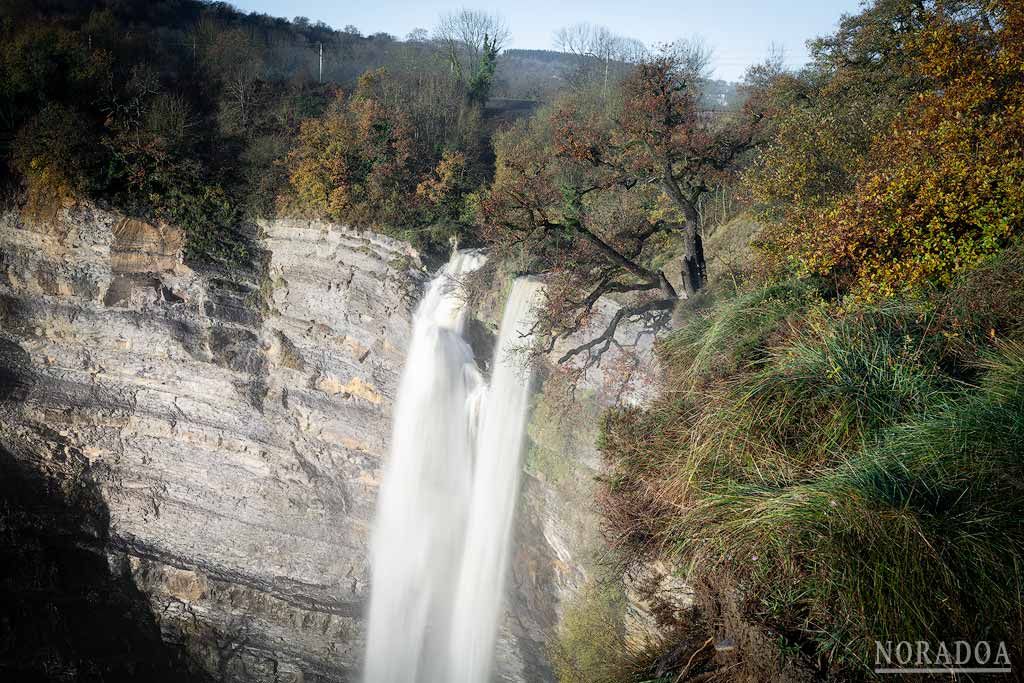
[363,253,541,683]
[448,277,542,682]
[363,251,486,683]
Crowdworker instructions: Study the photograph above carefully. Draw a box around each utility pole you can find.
[319,42,323,83]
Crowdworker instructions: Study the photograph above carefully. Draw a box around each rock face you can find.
[0,205,642,683]
[477,273,667,683]
[0,206,426,681]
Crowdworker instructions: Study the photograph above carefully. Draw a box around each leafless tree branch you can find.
[557,296,674,367]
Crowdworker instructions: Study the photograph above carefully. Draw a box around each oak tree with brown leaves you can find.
[752,0,1024,298]
[482,45,764,368]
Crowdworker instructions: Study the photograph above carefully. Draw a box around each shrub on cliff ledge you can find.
[549,578,633,683]
[12,104,104,216]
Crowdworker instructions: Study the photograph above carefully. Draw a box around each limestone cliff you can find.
[0,206,425,681]
[0,205,660,683]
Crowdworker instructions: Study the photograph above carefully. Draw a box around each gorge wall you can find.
[0,205,645,682]
[0,206,428,681]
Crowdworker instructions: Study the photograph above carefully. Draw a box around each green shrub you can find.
[549,577,632,683]
[11,103,105,215]
[108,139,248,267]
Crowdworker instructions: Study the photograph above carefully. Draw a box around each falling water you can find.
[448,277,543,682]
[363,251,486,683]
[363,252,541,683]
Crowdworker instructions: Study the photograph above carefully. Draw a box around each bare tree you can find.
[217,29,263,134]
[662,36,713,80]
[743,42,787,88]
[194,23,264,135]
[553,23,648,96]
[617,37,650,65]
[553,23,599,57]
[434,9,510,83]
[405,27,430,43]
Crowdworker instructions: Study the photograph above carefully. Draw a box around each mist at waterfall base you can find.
[363,252,542,683]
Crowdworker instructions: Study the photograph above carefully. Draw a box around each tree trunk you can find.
[660,168,708,298]
[679,212,706,298]
[692,224,706,287]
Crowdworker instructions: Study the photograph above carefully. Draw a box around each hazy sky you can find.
[230,0,864,81]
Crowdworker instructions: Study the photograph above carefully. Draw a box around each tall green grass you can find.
[679,346,1024,666]
[660,278,817,382]
[597,247,1024,675]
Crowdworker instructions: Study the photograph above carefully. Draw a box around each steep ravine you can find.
[0,206,636,682]
[0,205,681,682]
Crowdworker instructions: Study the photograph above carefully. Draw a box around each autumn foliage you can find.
[479,47,765,367]
[754,0,1024,297]
[285,70,417,228]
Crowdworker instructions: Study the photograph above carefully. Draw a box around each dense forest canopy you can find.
[2,0,1020,360]
[0,0,500,259]
[0,0,744,265]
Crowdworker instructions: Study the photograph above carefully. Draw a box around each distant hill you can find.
[495,49,743,109]
[494,50,574,100]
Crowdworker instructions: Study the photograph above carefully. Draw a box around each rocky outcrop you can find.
[478,272,670,682]
[0,206,425,681]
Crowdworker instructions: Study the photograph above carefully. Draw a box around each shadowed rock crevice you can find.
[0,441,212,682]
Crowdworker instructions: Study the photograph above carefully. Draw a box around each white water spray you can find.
[364,253,541,683]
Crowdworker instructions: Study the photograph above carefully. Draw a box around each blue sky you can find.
[230,0,864,81]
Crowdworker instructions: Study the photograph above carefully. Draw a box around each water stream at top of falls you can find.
[363,252,542,683]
